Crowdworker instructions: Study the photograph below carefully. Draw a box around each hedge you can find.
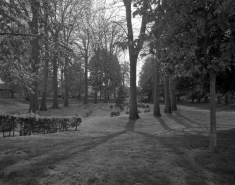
[0,114,81,137]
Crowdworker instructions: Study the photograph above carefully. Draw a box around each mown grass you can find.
[0,99,235,185]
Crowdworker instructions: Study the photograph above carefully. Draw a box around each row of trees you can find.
[0,0,129,111]
[139,56,235,104]
[122,0,235,149]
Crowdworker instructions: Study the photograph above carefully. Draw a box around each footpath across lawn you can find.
[0,99,235,185]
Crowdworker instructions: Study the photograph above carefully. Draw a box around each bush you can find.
[115,86,126,111]
[0,114,82,137]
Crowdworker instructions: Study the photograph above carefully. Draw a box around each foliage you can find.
[0,114,81,137]
[115,86,126,111]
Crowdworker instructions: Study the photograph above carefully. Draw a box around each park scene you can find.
[0,0,235,185]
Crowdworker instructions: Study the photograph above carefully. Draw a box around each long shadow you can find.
[167,113,192,129]
[80,119,137,152]
[174,110,204,126]
[154,116,174,131]
[134,130,209,185]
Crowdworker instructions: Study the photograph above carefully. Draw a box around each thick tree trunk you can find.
[209,70,217,150]
[151,83,154,103]
[40,59,49,111]
[28,0,40,113]
[129,55,139,119]
[64,57,69,107]
[51,35,59,109]
[83,55,88,104]
[29,82,39,113]
[123,0,141,120]
[164,75,171,113]
[153,57,161,117]
[40,2,49,111]
[170,75,177,111]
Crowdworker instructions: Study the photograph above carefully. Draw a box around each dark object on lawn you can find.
[83,108,92,117]
[115,86,126,111]
[110,105,114,109]
[145,105,149,108]
[144,109,150,113]
[110,111,120,117]
[110,106,120,117]
[141,104,146,108]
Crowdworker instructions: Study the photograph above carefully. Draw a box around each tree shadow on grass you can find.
[134,129,235,185]
[174,111,204,126]
[154,116,174,131]
[0,120,138,185]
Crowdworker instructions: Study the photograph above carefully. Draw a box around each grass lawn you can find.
[0,99,235,185]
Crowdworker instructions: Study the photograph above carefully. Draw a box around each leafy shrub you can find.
[110,106,120,117]
[0,114,82,137]
[115,86,126,111]
[144,109,150,113]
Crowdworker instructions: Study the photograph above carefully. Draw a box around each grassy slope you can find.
[0,99,235,185]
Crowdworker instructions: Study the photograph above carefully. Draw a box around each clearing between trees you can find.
[0,99,235,185]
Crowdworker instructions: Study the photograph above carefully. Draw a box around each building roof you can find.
[0,83,10,90]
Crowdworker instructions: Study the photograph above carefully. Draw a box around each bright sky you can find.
[104,0,144,85]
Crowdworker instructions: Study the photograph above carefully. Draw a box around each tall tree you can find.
[123,0,148,119]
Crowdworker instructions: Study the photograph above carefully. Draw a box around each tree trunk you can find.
[191,82,195,103]
[40,59,49,111]
[129,54,139,119]
[100,84,102,99]
[164,75,171,113]
[153,57,161,117]
[209,70,217,150]
[170,75,177,111]
[40,1,49,111]
[151,82,154,103]
[225,93,229,104]
[123,0,141,120]
[217,94,221,104]
[51,34,59,109]
[29,82,39,113]
[177,94,180,101]
[64,57,69,107]
[78,67,82,99]
[113,86,116,101]
[94,75,98,104]
[61,68,64,99]
[123,72,125,88]
[83,55,88,104]
[28,0,40,113]
[104,82,108,103]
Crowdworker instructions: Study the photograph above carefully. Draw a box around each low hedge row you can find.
[137,104,150,108]
[0,114,81,137]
